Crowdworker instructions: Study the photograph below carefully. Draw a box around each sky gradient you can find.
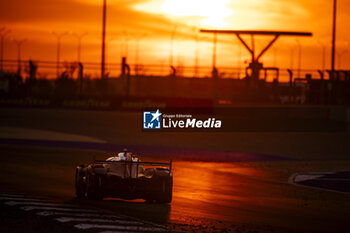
[1,0,349,78]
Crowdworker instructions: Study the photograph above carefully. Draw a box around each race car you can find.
[75,150,173,203]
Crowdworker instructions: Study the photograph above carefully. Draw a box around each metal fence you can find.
[0,59,328,82]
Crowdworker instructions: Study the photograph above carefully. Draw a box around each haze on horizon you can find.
[1,0,350,78]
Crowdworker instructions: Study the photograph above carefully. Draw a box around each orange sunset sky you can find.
[1,0,350,78]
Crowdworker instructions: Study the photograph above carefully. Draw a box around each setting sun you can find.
[134,0,233,28]
[161,0,232,27]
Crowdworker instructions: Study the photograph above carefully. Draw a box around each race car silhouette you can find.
[75,150,173,203]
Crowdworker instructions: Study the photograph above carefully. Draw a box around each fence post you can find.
[78,62,83,95]
[287,69,293,103]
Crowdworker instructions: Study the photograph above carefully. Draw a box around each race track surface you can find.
[1,108,350,232]
[1,145,350,232]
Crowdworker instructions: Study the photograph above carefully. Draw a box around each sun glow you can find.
[162,0,232,27]
[134,0,233,28]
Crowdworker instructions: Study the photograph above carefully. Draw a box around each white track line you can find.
[56,217,144,225]
[0,193,28,197]
[0,197,45,202]
[36,211,122,218]
[317,178,350,181]
[293,174,324,183]
[1,193,171,232]
[289,172,350,195]
[100,231,139,233]
[20,206,97,212]
[4,201,78,207]
[74,224,167,232]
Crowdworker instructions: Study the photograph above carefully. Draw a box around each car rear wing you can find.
[93,159,172,171]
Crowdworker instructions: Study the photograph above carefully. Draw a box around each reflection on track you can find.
[0,193,172,233]
[172,161,264,221]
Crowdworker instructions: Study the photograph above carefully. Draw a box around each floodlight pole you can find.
[289,46,294,70]
[212,32,217,69]
[336,43,349,69]
[122,30,129,58]
[73,32,88,62]
[0,27,10,70]
[238,43,242,78]
[317,39,326,71]
[169,24,177,69]
[131,33,147,76]
[52,31,68,78]
[194,27,199,77]
[331,0,337,72]
[101,0,107,79]
[13,39,27,72]
[296,39,302,78]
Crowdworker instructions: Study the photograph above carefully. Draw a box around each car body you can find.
[75,150,173,203]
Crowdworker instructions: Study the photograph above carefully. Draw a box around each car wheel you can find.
[86,172,103,200]
[156,175,173,203]
[75,166,86,198]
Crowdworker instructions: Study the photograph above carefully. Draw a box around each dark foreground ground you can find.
[0,108,350,232]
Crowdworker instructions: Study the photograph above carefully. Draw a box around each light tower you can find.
[13,38,27,73]
[0,27,11,70]
[131,33,147,76]
[72,32,88,62]
[52,31,68,78]
[101,0,107,79]
[331,0,337,72]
